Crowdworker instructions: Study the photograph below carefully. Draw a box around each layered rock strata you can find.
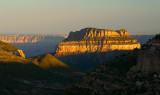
[55,28,141,56]
[0,34,67,43]
[0,35,45,43]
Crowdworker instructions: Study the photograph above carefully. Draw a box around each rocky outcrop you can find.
[11,50,25,58]
[17,50,25,58]
[55,28,141,56]
[128,40,160,77]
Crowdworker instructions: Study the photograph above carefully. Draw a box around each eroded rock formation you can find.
[129,40,160,77]
[55,28,141,56]
[11,50,26,58]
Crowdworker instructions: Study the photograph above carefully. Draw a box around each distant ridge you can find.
[0,34,67,43]
[130,33,156,35]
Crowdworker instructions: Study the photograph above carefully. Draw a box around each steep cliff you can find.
[55,28,141,56]
[128,34,160,77]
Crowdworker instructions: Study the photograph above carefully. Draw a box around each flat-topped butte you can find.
[55,28,141,56]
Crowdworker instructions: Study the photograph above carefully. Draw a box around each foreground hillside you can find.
[29,54,85,76]
[0,40,26,63]
[65,34,160,95]
[0,62,74,95]
[65,52,139,95]
[0,62,84,95]
[0,41,85,95]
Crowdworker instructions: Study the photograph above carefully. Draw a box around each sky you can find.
[0,0,160,34]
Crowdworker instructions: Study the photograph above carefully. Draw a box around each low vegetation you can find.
[64,52,138,94]
[0,40,85,95]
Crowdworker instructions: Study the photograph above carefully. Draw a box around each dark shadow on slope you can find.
[55,50,133,70]
[0,62,80,95]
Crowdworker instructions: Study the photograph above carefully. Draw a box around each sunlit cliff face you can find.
[55,28,141,56]
[0,35,45,43]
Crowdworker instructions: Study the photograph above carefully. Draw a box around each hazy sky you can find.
[0,0,160,34]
